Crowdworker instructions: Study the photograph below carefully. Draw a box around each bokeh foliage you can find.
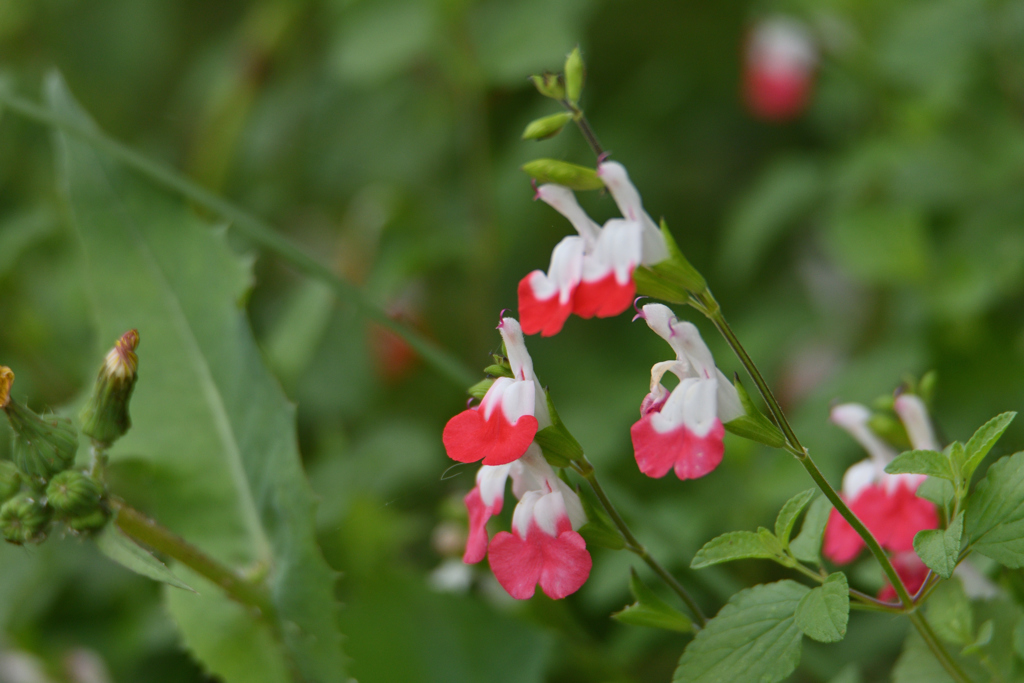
[1,0,1024,681]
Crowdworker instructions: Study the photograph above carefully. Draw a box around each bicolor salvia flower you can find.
[518,161,669,336]
[462,445,591,600]
[743,16,817,121]
[443,317,550,466]
[629,304,744,480]
[823,396,939,596]
[1,366,79,484]
[80,329,140,447]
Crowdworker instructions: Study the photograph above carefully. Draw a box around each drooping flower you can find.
[823,401,939,566]
[630,304,744,480]
[462,445,592,600]
[518,162,668,336]
[443,317,550,466]
[743,16,817,121]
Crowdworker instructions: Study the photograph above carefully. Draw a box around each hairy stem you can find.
[573,457,708,628]
[110,499,274,618]
[0,88,476,390]
[693,289,915,608]
[910,612,973,683]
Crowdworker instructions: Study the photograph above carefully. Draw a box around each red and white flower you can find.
[823,398,939,578]
[518,162,668,336]
[463,446,592,600]
[630,304,744,480]
[743,16,817,121]
[443,317,551,466]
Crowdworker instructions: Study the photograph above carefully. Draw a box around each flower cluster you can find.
[823,394,940,598]
[518,162,668,336]
[443,317,592,600]
[631,304,744,480]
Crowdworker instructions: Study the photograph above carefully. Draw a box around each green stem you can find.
[573,457,708,628]
[110,499,274,618]
[909,612,973,683]
[0,88,477,390]
[849,589,906,614]
[694,289,915,608]
[561,101,605,159]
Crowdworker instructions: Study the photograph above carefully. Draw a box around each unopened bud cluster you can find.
[0,330,139,544]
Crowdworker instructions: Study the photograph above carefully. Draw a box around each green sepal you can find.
[723,376,787,449]
[530,72,565,100]
[482,363,513,379]
[775,488,816,550]
[521,159,603,190]
[795,572,849,643]
[533,389,583,468]
[68,508,110,534]
[467,378,493,401]
[575,482,624,550]
[46,470,104,516]
[564,47,584,103]
[0,491,51,544]
[0,461,22,502]
[612,568,693,633]
[633,219,707,303]
[522,112,573,141]
[867,413,911,450]
[5,399,78,483]
[914,512,963,579]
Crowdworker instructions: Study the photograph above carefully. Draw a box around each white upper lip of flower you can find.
[830,402,932,496]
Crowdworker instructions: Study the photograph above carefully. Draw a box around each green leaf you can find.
[790,496,832,565]
[885,449,955,481]
[613,568,693,633]
[962,412,1016,485]
[916,476,955,510]
[961,620,993,656]
[795,572,849,643]
[95,518,195,592]
[927,580,973,646]
[892,631,956,683]
[1012,616,1024,660]
[633,219,707,302]
[775,488,816,549]
[722,377,786,449]
[691,529,786,569]
[533,389,583,468]
[964,451,1024,567]
[520,159,603,190]
[49,74,347,682]
[521,112,573,141]
[914,512,963,579]
[673,580,809,683]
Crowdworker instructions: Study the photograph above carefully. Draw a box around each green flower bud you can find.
[564,47,585,103]
[67,508,109,534]
[80,330,139,447]
[0,462,21,502]
[521,159,604,190]
[530,72,565,100]
[522,112,574,141]
[0,492,51,545]
[1,367,79,483]
[46,470,103,516]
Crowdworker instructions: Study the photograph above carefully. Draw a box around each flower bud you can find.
[522,112,573,141]
[80,330,139,447]
[0,462,22,503]
[0,492,51,545]
[46,470,103,516]
[530,72,565,100]
[1,368,79,483]
[67,508,109,534]
[564,47,585,103]
[521,159,604,191]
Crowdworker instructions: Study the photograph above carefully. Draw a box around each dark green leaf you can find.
[964,451,1024,567]
[914,512,963,579]
[795,572,849,643]
[885,449,955,481]
[673,580,808,683]
[96,519,195,592]
[775,488,816,549]
[790,496,832,565]
[691,530,784,569]
[962,412,1016,485]
[613,568,693,633]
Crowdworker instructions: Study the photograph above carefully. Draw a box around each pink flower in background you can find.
[518,162,668,336]
[462,446,592,600]
[877,552,930,602]
[630,304,744,480]
[743,17,817,121]
[823,398,939,569]
[443,317,550,466]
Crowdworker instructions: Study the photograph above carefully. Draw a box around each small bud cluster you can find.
[0,330,138,545]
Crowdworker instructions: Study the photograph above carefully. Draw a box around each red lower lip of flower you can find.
[630,416,725,480]
[443,409,538,466]
[518,273,574,337]
[488,522,592,600]
[573,273,636,319]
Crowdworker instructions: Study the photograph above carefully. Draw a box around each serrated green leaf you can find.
[914,512,963,579]
[795,572,849,643]
[96,518,195,592]
[49,74,346,682]
[927,580,973,646]
[791,496,832,564]
[673,580,808,683]
[691,530,781,569]
[962,412,1016,485]
[964,451,1024,567]
[917,476,955,511]
[775,488,816,549]
[613,568,693,633]
[885,449,955,481]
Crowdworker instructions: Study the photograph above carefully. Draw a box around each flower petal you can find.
[442,407,538,465]
[488,525,592,600]
[463,486,499,564]
[572,272,636,318]
[630,413,724,480]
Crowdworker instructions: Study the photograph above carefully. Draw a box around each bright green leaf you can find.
[96,519,195,592]
[964,451,1024,567]
[795,572,849,643]
[914,512,963,579]
[885,449,955,481]
[791,496,832,565]
[613,568,693,633]
[962,412,1016,485]
[775,488,816,549]
[691,530,783,569]
[673,580,809,683]
[49,74,346,682]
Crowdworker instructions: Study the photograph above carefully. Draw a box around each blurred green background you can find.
[1,0,1024,680]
